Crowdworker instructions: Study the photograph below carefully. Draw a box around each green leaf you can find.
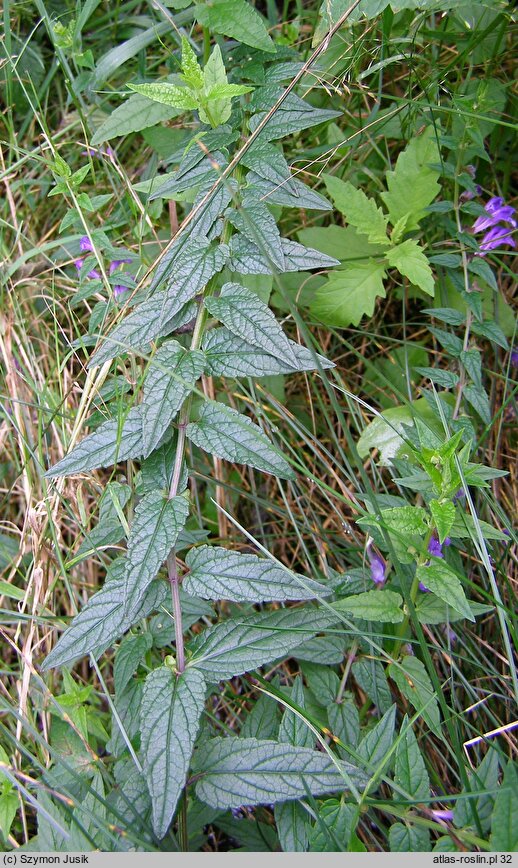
[386,239,435,296]
[327,699,360,750]
[393,718,430,801]
[389,823,430,852]
[414,366,459,389]
[249,102,341,141]
[206,83,252,101]
[298,225,384,262]
[489,761,518,851]
[388,657,441,737]
[381,128,441,230]
[114,633,153,695]
[141,666,206,839]
[186,606,339,681]
[323,176,389,245]
[195,0,275,53]
[275,801,309,852]
[227,201,285,270]
[203,327,334,378]
[204,283,297,365]
[0,790,18,840]
[454,748,499,833]
[311,261,386,327]
[199,44,231,126]
[471,319,508,350]
[193,737,367,809]
[278,675,314,749]
[229,236,339,274]
[180,37,204,90]
[415,595,492,625]
[124,492,189,620]
[380,505,428,536]
[352,658,392,714]
[357,704,396,773]
[74,481,131,562]
[127,82,199,111]
[429,500,455,543]
[415,559,474,621]
[463,383,491,425]
[241,692,280,740]
[309,799,359,852]
[184,545,331,602]
[45,407,144,478]
[186,401,294,479]
[142,342,205,456]
[42,568,166,669]
[333,589,404,623]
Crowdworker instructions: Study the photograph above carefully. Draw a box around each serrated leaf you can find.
[196,0,275,53]
[127,82,199,111]
[184,545,331,602]
[389,656,441,736]
[241,692,280,740]
[249,172,332,211]
[463,383,491,425]
[394,718,430,801]
[454,748,499,832]
[186,400,294,479]
[180,37,204,90]
[333,589,404,623]
[311,261,387,327]
[74,481,131,561]
[352,658,392,715]
[91,92,183,144]
[114,633,153,695]
[250,103,341,141]
[415,560,474,621]
[309,799,359,852]
[204,283,297,365]
[429,500,455,543]
[186,606,339,681]
[471,319,508,350]
[389,823,430,852]
[42,570,166,670]
[141,666,206,839]
[124,492,189,620]
[380,505,428,536]
[386,239,435,296]
[45,407,144,478]
[327,699,360,750]
[275,801,309,852]
[415,595,492,625]
[294,634,345,665]
[357,705,396,774]
[203,327,334,378]
[381,128,441,230]
[414,366,459,389]
[229,235,338,274]
[324,176,389,245]
[142,341,205,456]
[489,761,518,851]
[278,675,314,749]
[227,200,285,270]
[193,737,367,809]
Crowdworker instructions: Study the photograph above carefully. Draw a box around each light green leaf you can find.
[187,606,339,681]
[324,175,389,245]
[333,589,404,623]
[45,407,144,478]
[42,569,166,669]
[186,401,294,479]
[394,718,430,801]
[415,559,474,621]
[127,82,199,111]
[429,500,456,543]
[206,83,252,100]
[91,92,183,144]
[180,37,204,90]
[124,492,189,620]
[184,545,331,602]
[199,44,231,126]
[389,823,430,852]
[141,666,206,839]
[298,225,385,261]
[388,657,441,736]
[193,737,367,809]
[380,505,428,536]
[142,342,205,456]
[415,595,492,625]
[381,128,441,230]
[114,633,153,695]
[489,761,518,851]
[203,327,334,378]
[195,0,275,53]
[311,261,386,327]
[386,239,435,296]
[204,283,297,365]
[0,791,18,840]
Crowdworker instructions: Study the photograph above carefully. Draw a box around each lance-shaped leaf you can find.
[229,235,339,274]
[127,82,199,111]
[92,91,184,144]
[249,92,340,141]
[142,341,205,456]
[42,573,167,670]
[186,605,339,681]
[124,491,190,620]
[204,283,297,365]
[88,295,169,368]
[183,545,331,603]
[388,656,441,737]
[332,589,404,623]
[155,240,228,317]
[226,200,285,271]
[74,482,131,562]
[114,633,153,696]
[415,559,474,621]
[247,172,332,211]
[45,407,144,478]
[141,666,206,839]
[186,401,294,479]
[193,737,367,809]
[241,143,299,195]
[393,717,430,801]
[149,153,227,201]
[203,327,334,378]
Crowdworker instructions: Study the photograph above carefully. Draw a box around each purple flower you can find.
[432,809,454,822]
[367,544,386,586]
[428,535,451,559]
[418,580,430,593]
[79,235,94,253]
[472,196,516,256]
[74,258,100,280]
[109,257,132,275]
[113,284,130,298]
[82,145,114,158]
[511,350,518,367]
